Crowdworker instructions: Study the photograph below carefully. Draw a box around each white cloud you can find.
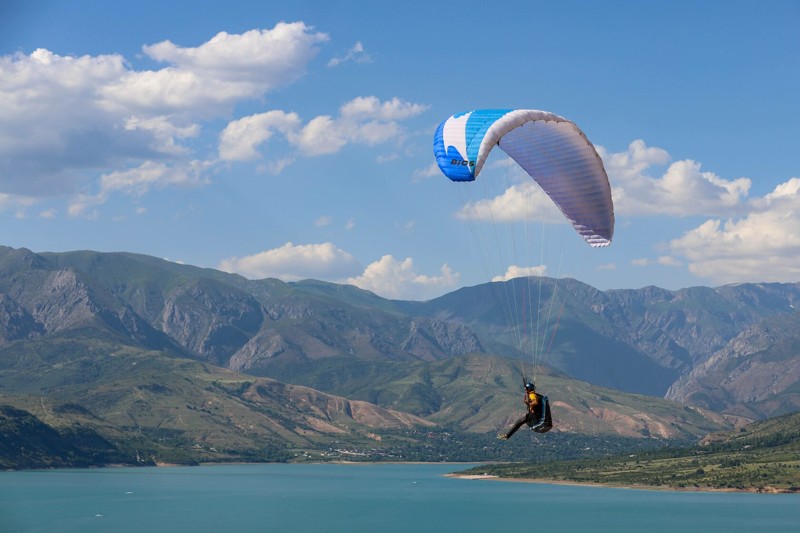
[1,27,425,219]
[339,96,426,121]
[68,160,210,217]
[327,41,372,67]
[124,116,200,155]
[751,176,800,209]
[601,143,800,284]
[601,140,751,217]
[100,160,207,195]
[492,264,548,282]
[218,110,301,161]
[292,115,348,155]
[0,23,327,204]
[456,181,562,222]
[291,96,426,156]
[219,95,428,161]
[218,242,361,281]
[0,48,140,195]
[102,23,328,115]
[600,139,670,178]
[219,244,457,300]
[668,180,800,283]
[345,255,459,300]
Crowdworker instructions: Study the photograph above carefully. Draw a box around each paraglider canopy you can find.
[433,109,614,247]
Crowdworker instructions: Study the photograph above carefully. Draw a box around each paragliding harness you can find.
[529,394,552,433]
[524,379,552,433]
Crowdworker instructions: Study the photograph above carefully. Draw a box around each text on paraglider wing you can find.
[450,159,475,167]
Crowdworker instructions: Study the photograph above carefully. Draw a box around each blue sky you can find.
[1,0,798,300]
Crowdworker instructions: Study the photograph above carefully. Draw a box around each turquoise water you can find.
[0,463,796,532]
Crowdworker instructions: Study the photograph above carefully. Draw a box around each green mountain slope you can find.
[2,245,800,469]
[0,405,132,469]
[4,246,800,408]
[0,325,730,467]
[0,342,439,466]
[261,352,727,439]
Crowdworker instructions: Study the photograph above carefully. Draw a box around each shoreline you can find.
[9,460,796,493]
[136,462,800,493]
[444,473,797,494]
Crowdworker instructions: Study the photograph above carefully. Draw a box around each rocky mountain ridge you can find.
[2,246,799,421]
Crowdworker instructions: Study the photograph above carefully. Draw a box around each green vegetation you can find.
[301,427,674,464]
[0,340,702,469]
[458,411,800,492]
[0,324,730,470]
[258,352,727,440]
[0,405,137,469]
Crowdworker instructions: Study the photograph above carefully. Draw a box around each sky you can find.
[1,0,798,300]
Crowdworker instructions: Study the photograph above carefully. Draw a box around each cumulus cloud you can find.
[345,255,459,300]
[218,110,301,161]
[339,96,426,121]
[124,116,200,155]
[101,23,328,116]
[218,242,361,281]
[752,176,800,209]
[592,141,800,284]
[219,243,459,300]
[667,178,800,284]
[0,23,328,206]
[219,96,428,162]
[458,140,753,224]
[601,140,751,217]
[456,181,562,222]
[291,96,427,156]
[492,264,548,282]
[0,48,140,195]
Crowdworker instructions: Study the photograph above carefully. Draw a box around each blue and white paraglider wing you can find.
[433,109,615,247]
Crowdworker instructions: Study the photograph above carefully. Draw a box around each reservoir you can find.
[1,463,795,532]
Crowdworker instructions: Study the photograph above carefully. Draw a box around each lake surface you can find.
[1,463,796,532]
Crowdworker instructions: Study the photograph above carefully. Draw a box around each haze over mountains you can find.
[1,245,799,465]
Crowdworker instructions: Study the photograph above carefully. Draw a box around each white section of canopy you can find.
[442,112,472,162]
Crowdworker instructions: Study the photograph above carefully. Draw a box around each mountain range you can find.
[1,245,799,465]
